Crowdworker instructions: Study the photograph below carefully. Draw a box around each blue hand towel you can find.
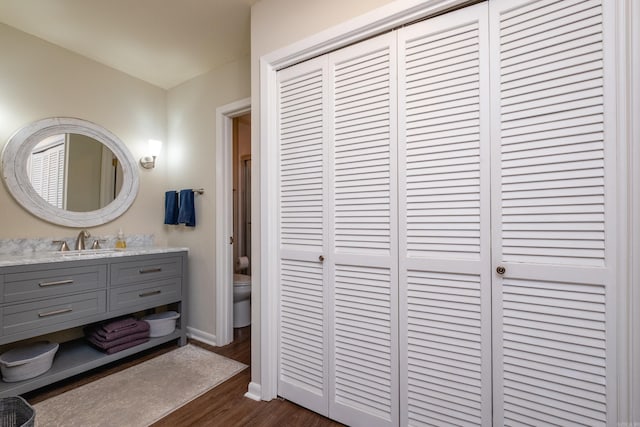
[177,189,196,227]
[164,191,178,225]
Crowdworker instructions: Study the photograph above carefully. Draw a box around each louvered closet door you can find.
[398,3,492,426]
[327,32,398,427]
[276,56,330,416]
[490,0,616,425]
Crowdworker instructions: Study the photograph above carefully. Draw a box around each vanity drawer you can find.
[1,291,107,336]
[109,277,181,312]
[2,265,107,304]
[110,256,182,287]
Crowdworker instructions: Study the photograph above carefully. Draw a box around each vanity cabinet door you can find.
[1,291,107,336]
[3,264,107,303]
[109,277,182,313]
[110,255,182,287]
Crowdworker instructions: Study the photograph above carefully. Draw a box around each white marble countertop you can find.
[0,247,189,268]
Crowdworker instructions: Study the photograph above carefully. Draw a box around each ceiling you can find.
[0,0,257,89]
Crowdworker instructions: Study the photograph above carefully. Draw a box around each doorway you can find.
[232,114,252,331]
[215,98,251,347]
[233,116,251,279]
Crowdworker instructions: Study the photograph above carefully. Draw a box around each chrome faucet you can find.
[75,230,91,250]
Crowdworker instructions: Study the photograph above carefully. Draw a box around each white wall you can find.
[250,0,395,394]
[0,23,168,243]
[166,56,250,341]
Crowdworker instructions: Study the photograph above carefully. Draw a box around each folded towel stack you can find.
[85,317,150,354]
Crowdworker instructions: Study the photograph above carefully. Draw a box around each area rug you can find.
[33,345,247,426]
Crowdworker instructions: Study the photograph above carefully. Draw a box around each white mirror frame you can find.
[1,117,139,227]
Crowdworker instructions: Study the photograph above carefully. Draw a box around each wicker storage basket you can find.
[0,397,34,427]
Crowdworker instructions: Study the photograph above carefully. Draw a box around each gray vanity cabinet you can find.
[0,250,187,397]
[109,255,183,315]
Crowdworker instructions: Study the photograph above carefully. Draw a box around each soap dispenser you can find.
[115,229,127,249]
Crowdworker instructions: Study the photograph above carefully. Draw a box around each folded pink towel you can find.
[89,320,150,342]
[87,330,150,350]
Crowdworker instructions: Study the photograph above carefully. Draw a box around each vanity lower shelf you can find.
[0,330,183,397]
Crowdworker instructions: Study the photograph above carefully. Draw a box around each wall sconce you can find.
[140,139,162,169]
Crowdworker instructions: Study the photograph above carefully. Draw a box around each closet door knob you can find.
[496,266,506,275]
[319,255,325,262]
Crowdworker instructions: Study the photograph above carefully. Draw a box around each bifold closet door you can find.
[276,31,398,427]
[398,3,492,426]
[278,0,617,425]
[490,0,616,425]
[326,32,398,427]
[276,56,330,416]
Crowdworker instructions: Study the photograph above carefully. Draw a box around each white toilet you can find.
[233,274,251,328]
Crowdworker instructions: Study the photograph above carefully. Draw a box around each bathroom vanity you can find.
[0,248,187,397]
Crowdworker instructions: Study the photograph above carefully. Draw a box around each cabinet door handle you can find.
[139,267,162,274]
[39,279,74,287]
[139,290,161,297]
[38,307,73,317]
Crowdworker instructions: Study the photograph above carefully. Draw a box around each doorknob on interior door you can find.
[496,266,506,275]
[319,255,325,262]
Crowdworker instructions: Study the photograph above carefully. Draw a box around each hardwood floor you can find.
[24,327,343,427]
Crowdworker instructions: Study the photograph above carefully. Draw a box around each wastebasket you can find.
[0,397,34,427]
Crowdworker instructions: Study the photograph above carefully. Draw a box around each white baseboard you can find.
[244,381,262,401]
[186,326,217,347]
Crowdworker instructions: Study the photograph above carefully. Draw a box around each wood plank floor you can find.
[24,327,343,426]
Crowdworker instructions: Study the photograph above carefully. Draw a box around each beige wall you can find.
[166,56,250,339]
[250,0,395,392]
[0,23,168,243]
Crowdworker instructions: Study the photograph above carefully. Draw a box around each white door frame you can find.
[216,98,251,346]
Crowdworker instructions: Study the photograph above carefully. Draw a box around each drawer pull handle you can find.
[139,290,161,297]
[139,268,162,274]
[38,307,73,317]
[39,279,74,287]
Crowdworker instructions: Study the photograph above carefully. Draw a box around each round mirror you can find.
[2,117,139,227]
